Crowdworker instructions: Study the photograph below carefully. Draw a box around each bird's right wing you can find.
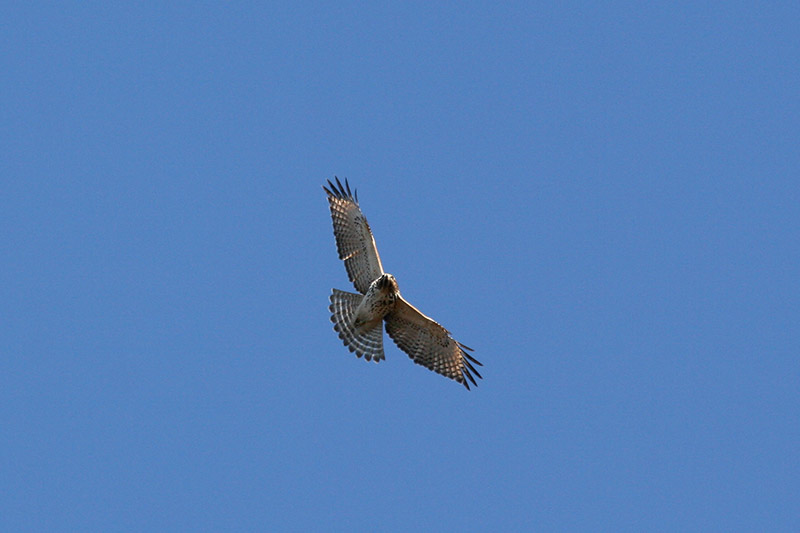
[385,296,482,389]
[324,177,384,294]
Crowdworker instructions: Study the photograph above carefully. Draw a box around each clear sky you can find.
[2,2,798,531]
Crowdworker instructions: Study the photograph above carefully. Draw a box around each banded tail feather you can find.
[329,289,385,362]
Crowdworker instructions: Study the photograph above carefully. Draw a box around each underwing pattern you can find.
[324,177,482,389]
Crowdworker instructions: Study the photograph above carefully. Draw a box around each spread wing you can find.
[323,177,384,294]
[384,296,482,389]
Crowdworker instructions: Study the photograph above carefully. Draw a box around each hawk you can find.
[324,177,482,389]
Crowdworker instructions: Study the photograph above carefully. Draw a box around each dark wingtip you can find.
[324,176,358,202]
[462,366,480,387]
[326,178,346,200]
[466,353,483,367]
[468,364,482,380]
[334,176,345,197]
[461,344,482,388]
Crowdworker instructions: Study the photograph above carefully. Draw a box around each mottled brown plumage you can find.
[324,177,482,389]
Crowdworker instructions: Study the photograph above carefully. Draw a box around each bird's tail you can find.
[329,289,385,362]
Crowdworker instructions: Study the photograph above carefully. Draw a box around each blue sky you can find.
[2,2,798,530]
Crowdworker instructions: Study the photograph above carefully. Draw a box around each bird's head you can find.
[377,273,399,293]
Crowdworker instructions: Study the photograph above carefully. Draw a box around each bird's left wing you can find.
[384,296,482,389]
[323,177,384,294]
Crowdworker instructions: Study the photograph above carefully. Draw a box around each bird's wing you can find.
[323,177,384,294]
[384,296,482,389]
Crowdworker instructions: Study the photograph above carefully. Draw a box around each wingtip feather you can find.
[324,176,357,202]
[464,370,478,387]
[326,178,339,196]
[462,349,482,366]
[467,364,483,380]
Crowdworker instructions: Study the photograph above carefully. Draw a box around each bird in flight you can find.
[324,177,482,389]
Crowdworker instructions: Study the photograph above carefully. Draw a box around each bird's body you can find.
[324,177,482,389]
[353,274,399,331]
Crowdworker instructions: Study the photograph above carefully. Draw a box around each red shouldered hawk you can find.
[324,177,482,389]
